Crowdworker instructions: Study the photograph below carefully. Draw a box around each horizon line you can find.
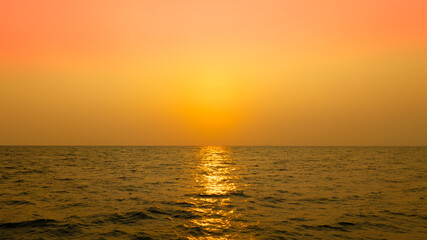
[0,145,426,147]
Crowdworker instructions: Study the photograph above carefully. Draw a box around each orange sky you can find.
[1,0,426,145]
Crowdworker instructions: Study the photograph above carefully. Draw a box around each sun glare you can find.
[174,69,245,136]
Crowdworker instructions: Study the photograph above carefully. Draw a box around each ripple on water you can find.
[0,146,425,239]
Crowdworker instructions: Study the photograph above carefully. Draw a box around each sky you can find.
[0,0,426,146]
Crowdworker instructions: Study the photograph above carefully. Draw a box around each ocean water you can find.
[0,146,425,240]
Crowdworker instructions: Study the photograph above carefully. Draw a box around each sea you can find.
[0,146,425,239]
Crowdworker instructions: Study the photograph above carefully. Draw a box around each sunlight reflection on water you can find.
[188,146,239,239]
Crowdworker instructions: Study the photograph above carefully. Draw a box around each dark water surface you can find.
[0,146,426,239]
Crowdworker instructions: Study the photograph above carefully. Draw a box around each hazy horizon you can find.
[1,145,426,147]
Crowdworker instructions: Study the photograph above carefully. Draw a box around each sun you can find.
[173,68,246,136]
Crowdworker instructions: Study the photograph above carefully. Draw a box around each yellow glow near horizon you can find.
[170,66,251,138]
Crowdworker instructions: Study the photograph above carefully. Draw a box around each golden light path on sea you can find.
[188,146,239,240]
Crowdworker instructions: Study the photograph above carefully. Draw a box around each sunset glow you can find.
[1,0,426,145]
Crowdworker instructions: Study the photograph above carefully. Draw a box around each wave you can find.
[92,211,154,224]
[0,219,56,229]
[187,190,249,198]
[2,200,34,205]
